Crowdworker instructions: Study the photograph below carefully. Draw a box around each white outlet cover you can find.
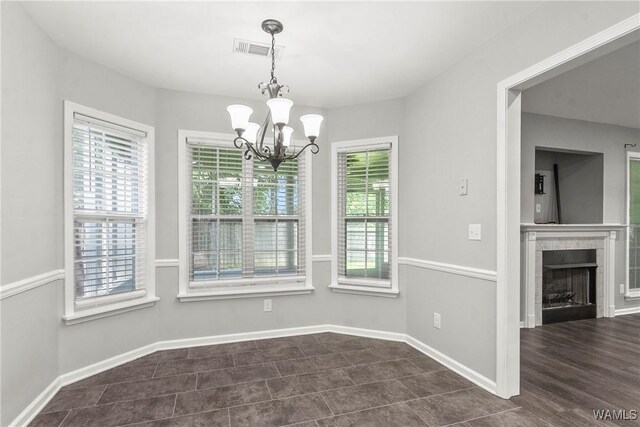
[620,284,625,294]
[263,299,272,312]
[468,224,481,240]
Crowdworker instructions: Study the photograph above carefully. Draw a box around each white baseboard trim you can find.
[615,306,640,316]
[0,269,65,300]
[158,325,329,350]
[406,335,497,394]
[12,324,496,426]
[399,257,497,282]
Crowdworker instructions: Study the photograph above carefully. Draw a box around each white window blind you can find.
[186,138,306,288]
[337,147,391,286]
[72,114,149,302]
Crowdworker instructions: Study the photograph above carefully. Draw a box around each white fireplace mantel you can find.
[521,223,625,328]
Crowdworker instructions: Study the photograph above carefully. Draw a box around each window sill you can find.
[177,285,314,302]
[625,291,640,300]
[63,296,159,325]
[329,283,399,298]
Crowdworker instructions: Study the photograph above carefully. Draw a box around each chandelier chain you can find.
[270,32,276,84]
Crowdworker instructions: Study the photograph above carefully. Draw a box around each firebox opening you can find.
[542,249,597,324]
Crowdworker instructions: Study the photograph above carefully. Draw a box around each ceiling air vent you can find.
[233,38,284,59]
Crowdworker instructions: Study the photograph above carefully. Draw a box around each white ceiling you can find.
[523,40,640,129]
[22,1,542,108]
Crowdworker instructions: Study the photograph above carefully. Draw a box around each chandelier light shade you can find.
[300,114,324,140]
[227,19,323,171]
[226,105,253,132]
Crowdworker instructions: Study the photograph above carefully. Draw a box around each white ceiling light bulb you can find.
[267,98,293,126]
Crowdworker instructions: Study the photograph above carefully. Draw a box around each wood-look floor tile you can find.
[197,363,280,389]
[41,385,106,413]
[407,355,447,373]
[174,381,271,416]
[188,341,257,359]
[64,364,157,389]
[124,349,190,368]
[254,335,320,350]
[60,395,175,427]
[28,410,69,427]
[228,393,332,426]
[154,354,234,378]
[300,339,365,357]
[458,407,555,426]
[363,341,422,359]
[267,368,353,399]
[320,379,416,415]
[316,402,427,426]
[405,388,515,426]
[98,374,196,404]
[128,409,229,426]
[398,370,474,397]
[341,349,388,365]
[310,333,354,344]
[276,354,352,377]
[233,346,305,366]
[342,359,423,384]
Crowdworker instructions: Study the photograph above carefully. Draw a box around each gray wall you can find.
[1,4,61,425]
[402,1,639,381]
[521,113,640,315]
[533,149,604,224]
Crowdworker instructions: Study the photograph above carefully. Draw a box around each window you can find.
[331,136,398,296]
[178,131,312,300]
[63,101,156,324]
[627,152,640,297]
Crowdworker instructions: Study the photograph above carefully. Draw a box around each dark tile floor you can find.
[28,332,545,426]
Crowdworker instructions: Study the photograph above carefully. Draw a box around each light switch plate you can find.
[459,178,468,196]
[468,224,481,240]
[263,299,272,312]
[433,312,441,329]
[620,284,625,294]
[536,204,541,213]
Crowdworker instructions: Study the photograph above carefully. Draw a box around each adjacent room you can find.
[1,2,639,426]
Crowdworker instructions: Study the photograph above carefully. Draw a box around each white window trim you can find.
[625,151,640,299]
[177,130,314,302]
[330,136,399,297]
[63,101,157,325]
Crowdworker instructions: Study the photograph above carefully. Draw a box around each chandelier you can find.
[226,19,323,171]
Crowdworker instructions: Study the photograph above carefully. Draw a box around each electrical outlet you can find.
[459,178,468,196]
[263,299,272,312]
[468,224,481,241]
[620,284,625,294]
[535,204,541,213]
[433,312,441,329]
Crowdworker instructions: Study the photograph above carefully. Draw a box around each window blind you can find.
[186,138,306,287]
[72,116,148,301]
[337,148,391,285]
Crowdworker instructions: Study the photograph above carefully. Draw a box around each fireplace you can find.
[542,249,597,324]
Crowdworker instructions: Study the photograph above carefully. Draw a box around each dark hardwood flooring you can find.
[514,314,640,426]
[28,315,639,426]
